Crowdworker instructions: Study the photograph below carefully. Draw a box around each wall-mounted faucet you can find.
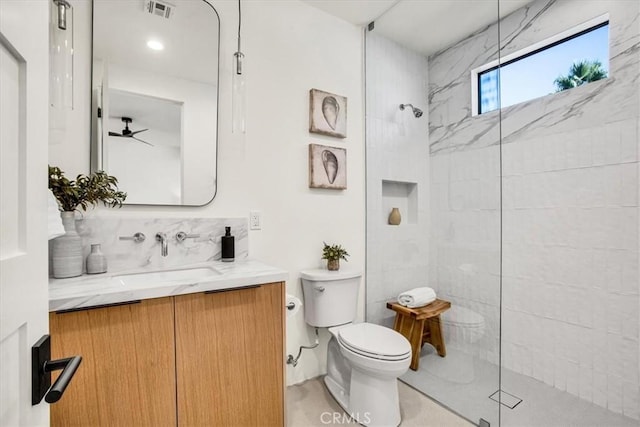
[118,232,146,243]
[175,231,200,243]
[156,233,168,257]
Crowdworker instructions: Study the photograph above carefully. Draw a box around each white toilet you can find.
[300,269,411,427]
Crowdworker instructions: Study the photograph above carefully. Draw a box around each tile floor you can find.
[287,376,472,426]
[287,347,638,426]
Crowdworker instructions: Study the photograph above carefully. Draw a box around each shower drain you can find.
[489,390,523,409]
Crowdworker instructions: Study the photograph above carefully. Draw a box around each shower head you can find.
[399,103,423,118]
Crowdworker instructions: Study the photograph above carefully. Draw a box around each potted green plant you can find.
[321,242,349,271]
[48,166,126,278]
[49,165,127,212]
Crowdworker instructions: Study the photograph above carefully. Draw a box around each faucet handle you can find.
[119,232,146,243]
[175,231,200,242]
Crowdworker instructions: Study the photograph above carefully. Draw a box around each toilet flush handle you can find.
[314,286,325,292]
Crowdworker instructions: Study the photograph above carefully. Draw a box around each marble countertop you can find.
[49,259,288,312]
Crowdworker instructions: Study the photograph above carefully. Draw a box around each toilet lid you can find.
[338,323,411,359]
[299,269,362,281]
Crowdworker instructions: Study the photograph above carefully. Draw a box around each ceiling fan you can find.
[109,117,154,146]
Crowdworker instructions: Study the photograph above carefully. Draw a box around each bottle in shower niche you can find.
[221,227,235,262]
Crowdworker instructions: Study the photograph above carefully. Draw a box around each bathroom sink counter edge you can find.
[49,259,288,312]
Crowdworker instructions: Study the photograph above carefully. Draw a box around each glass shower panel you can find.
[365,1,502,425]
[499,0,640,426]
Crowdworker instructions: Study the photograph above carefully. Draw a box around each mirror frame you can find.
[89,0,220,207]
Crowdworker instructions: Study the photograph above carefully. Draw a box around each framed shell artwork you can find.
[309,144,346,190]
[309,89,347,138]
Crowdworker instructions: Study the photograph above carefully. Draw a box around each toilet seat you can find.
[337,323,411,361]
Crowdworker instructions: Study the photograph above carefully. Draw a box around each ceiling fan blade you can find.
[129,129,149,136]
[109,131,124,137]
[132,136,154,147]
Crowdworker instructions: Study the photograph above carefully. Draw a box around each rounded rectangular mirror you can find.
[90,0,219,206]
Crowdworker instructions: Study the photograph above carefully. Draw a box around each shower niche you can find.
[382,180,418,226]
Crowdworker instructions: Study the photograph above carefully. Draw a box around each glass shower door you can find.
[498,0,640,426]
[365,1,503,425]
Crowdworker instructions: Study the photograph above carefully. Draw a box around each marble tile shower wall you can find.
[501,120,638,419]
[429,0,639,420]
[69,217,248,275]
[365,33,430,327]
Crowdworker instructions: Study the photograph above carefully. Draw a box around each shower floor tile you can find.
[400,346,638,427]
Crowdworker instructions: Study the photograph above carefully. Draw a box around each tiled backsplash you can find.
[54,217,248,276]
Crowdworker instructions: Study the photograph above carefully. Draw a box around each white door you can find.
[0,1,51,426]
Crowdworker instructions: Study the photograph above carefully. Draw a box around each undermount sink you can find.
[114,266,221,287]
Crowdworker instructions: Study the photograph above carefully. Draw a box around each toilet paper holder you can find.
[285,294,302,318]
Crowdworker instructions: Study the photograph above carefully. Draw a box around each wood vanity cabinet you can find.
[49,282,285,427]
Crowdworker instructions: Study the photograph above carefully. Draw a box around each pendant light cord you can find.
[237,0,242,53]
[234,0,244,75]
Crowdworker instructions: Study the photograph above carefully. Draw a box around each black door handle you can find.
[32,335,82,405]
[43,355,82,403]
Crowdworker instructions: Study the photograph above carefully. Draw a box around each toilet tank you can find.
[300,269,362,327]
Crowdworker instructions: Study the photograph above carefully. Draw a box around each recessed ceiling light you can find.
[147,40,164,51]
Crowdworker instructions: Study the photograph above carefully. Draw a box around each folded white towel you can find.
[47,190,65,240]
[397,287,437,308]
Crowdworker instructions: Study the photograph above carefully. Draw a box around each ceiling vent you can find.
[145,1,174,19]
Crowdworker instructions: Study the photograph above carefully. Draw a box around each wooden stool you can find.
[386,299,451,371]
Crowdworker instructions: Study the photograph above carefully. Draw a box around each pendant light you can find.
[232,0,246,134]
[50,0,74,109]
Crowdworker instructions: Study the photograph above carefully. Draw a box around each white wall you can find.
[365,33,430,327]
[429,0,639,419]
[49,0,365,385]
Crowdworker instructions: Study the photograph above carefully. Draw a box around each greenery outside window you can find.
[473,16,609,115]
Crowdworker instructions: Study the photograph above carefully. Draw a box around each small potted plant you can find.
[48,166,127,278]
[321,242,349,271]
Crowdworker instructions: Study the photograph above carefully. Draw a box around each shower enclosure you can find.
[365,1,639,425]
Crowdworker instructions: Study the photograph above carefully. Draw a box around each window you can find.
[474,17,609,115]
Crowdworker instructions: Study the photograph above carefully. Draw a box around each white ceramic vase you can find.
[52,211,83,278]
[86,243,107,274]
